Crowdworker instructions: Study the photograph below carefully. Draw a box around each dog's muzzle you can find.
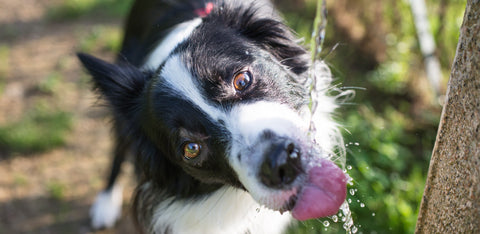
[227,102,347,220]
[253,131,348,221]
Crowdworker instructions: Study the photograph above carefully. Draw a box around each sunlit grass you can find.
[0,106,73,153]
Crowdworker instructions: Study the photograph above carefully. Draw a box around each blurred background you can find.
[0,0,466,233]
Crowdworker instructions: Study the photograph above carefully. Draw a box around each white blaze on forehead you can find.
[160,55,224,121]
[143,18,202,69]
[228,101,308,145]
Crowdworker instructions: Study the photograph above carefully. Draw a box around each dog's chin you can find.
[255,158,348,221]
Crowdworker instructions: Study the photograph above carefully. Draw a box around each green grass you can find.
[79,26,122,53]
[0,106,73,154]
[37,73,62,95]
[0,44,9,95]
[278,0,464,232]
[47,0,133,21]
[47,181,67,200]
[13,174,29,186]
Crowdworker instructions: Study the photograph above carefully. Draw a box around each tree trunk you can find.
[415,0,480,233]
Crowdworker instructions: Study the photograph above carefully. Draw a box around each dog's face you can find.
[78,5,346,221]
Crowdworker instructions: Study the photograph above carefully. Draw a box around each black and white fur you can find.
[78,0,344,233]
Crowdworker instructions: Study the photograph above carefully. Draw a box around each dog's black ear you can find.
[77,53,150,115]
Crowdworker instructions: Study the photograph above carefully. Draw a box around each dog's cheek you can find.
[228,145,264,190]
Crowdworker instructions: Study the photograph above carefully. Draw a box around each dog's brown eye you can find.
[184,142,201,159]
[233,71,252,91]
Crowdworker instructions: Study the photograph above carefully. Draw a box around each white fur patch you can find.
[229,101,309,145]
[143,18,202,69]
[160,55,225,121]
[151,186,291,234]
[90,185,123,229]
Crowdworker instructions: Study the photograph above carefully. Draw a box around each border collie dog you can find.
[78,0,348,233]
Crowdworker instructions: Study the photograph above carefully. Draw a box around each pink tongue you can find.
[292,159,348,221]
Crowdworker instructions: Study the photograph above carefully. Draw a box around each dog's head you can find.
[78,3,347,221]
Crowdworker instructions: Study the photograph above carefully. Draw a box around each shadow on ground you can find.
[0,196,135,234]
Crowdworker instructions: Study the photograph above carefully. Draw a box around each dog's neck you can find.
[137,185,292,234]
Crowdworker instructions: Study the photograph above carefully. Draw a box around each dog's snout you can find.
[260,140,302,188]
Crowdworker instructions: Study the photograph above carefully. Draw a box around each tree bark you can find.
[415,0,480,233]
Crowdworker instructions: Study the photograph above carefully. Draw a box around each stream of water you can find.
[306,0,358,233]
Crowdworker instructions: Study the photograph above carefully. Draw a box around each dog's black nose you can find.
[260,139,302,188]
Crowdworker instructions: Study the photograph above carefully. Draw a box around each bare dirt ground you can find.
[0,0,136,233]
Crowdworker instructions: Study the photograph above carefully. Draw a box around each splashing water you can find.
[306,0,328,136]
[306,0,360,233]
[341,202,355,233]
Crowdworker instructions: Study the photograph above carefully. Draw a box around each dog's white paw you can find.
[90,185,123,229]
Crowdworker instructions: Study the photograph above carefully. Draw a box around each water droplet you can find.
[332,215,338,222]
[352,226,358,233]
[348,198,352,203]
[357,200,360,202]
[349,189,355,195]
[360,203,365,208]
[372,212,376,216]
[323,221,330,227]
[343,222,353,232]
[354,142,360,146]
[347,165,352,170]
